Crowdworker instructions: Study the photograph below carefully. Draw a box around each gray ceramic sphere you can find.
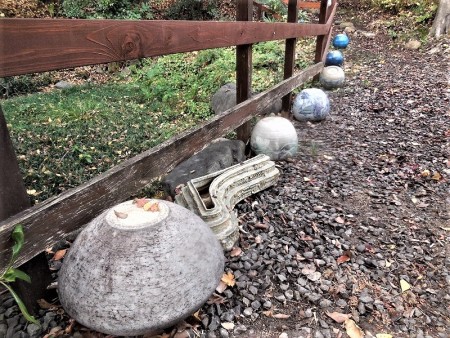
[250,116,298,161]
[292,88,330,122]
[320,66,345,90]
[58,199,225,336]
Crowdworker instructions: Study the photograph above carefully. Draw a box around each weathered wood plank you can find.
[314,0,337,64]
[281,0,299,117]
[236,0,253,142]
[0,62,323,269]
[281,0,321,9]
[0,19,330,77]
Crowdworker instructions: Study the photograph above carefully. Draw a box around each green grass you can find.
[1,40,315,203]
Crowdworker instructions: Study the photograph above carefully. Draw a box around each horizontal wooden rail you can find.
[281,0,321,9]
[0,62,323,269]
[0,19,331,77]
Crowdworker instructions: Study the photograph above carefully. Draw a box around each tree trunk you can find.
[430,0,450,38]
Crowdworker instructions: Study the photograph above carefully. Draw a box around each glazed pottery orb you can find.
[320,66,345,90]
[58,199,225,336]
[325,50,344,66]
[332,34,350,49]
[251,116,298,161]
[292,88,330,122]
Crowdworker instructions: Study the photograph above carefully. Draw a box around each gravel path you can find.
[1,10,449,338]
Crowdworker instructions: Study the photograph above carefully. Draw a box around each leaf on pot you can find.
[144,201,160,212]
[114,210,128,219]
[326,311,351,323]
[272,313,290,319]
[344,319,364,338]
[337,255,351,265]
[221,322,235,330]
[133,198,149,208]
[400,279,411,292]
[221,272,235,287]
[53,249,67,261]
[230,247,242,257]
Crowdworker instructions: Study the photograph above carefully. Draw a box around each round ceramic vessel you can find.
[292,88,330,122]
[250,116,298,161]
[58,199,225,336]
[320,66,345,90]
[325,50,344,66]
[332,34,350,49]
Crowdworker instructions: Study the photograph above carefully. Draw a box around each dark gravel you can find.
[1,9,449,338]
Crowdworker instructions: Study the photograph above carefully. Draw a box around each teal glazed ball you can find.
[292,88,330,122]
[325,50,344,66]
[333,34,350,49]
[320,66,345,90]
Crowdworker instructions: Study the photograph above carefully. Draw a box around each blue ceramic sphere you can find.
[325,50,344,66]
[332,34,350,49]
[292,88,330,122]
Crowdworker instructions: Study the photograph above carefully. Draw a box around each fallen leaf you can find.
[376,335,393,338]
[307,271,322,281]
[262,310,273,317]
[230,247,242,257]
[337,255,351,265]
[221,272,235,287]
[144,201,160,212]
[303,177,311,182]
[133,198,149,208]
[53,249,67,261]
[221,322,235,330]
[335,216,345,224]
[344,319,364,338]
[411,196,419,204]
[272,313,290,319]
[114,210,128,219]
[421,169,430,177]
[326,311,351,323]
[431,171,442,181]
[400,279,411,292]
[385,260,392,268]
[37,299,59,310]
[215,281,227,293]
[65,319,75,334]
[206,293,225,304]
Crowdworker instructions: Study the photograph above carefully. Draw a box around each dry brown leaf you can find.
[114,210,128,219]
[335,216,345,224]
[337,255,351,265]
[37,299,59,310]
[326,311,351,323]
[344,319,364,338]
[53,249,67,261]
[230,247,242,257]
[65,319,76,334]
[208,293,226,304]
[133,198,149,208]
[215,280,227,293]
[221,272,235,287]
[431,171,442,181]
[262,310,273,317]
[272,313,291,319]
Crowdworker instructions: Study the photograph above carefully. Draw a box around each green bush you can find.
[164,0,219,20]
[61,0,153,19]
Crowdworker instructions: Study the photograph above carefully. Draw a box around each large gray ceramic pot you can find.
[58,199,225,336]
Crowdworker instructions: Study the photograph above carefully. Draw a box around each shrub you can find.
[164,0,219,20]
[61,0,153,19]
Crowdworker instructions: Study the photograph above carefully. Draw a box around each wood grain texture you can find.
[281,0,321,9]
[0,19,330,77]
[236,0,253,142]
[281,0,299,117]
[0,62,323,269]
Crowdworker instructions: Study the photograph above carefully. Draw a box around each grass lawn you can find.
[1,41,314,204]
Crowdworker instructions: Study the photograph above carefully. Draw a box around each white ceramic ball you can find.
[320,66,345,90]
[58,199,225,336]
[251,116,298,161]
[292,88,330,122]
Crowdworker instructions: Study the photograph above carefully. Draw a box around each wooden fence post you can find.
[281,0,299,118]
[0,106,54,314]
[314,0,333,80]
[235,0,253,143]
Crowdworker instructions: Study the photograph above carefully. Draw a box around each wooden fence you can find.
[0,0,337,310]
